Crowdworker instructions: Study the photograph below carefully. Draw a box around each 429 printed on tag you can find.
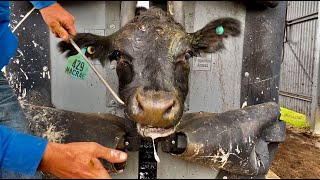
[65,47,89,80]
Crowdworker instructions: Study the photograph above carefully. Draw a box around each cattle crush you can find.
[7,1,287,179]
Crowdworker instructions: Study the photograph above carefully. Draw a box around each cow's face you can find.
[58,7,241,137]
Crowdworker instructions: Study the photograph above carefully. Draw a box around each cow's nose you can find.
[130,88,181,128]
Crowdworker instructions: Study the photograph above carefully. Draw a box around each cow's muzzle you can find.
[127,87,182,128]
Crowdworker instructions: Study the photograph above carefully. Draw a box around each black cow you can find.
[58,7,241,137]
[24,6,285,178]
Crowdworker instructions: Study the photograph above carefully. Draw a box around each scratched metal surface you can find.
[240,1,287,107]
[7,1,284,179]
[50,1,123,115]
[7,1,53,107]
[187,1,246,113]
[279,1,318,117]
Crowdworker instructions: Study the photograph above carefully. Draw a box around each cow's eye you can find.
[110,50,122,61]
[114,50,121,59]
[185,50,194,60]
[87,46,95,54]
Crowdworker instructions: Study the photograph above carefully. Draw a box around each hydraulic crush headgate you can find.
[7,1,286,179]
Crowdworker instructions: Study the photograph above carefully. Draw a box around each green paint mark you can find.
[65,48,89,80]
[216,26,224,35]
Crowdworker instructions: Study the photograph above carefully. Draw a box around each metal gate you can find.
[279,1,319,117]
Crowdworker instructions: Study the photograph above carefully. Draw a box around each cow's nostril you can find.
[137,99,144,112]
[163,100,176,120]
[132,94,144,115]
[136,92,145,112]
[129,88,181,128]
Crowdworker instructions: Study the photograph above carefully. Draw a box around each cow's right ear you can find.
[189,18,241,54]
[57,33,112,66]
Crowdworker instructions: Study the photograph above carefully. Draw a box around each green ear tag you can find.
[216,26,224,35]
[65,47,89,80]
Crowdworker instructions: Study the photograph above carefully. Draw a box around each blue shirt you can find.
[0,1,56,69]
[0,126,48,176]
[0,1,56,176]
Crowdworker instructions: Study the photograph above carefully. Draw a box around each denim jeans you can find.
[0,72,42,179]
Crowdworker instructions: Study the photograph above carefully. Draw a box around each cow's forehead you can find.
[113,23,190,56]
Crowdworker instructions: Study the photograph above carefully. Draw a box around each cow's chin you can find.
[136,123,178,139]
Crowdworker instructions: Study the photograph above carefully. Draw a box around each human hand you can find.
[38,142,128,179]
[39,2,76,42]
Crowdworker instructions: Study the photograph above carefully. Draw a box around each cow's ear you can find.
[189,18,241,54]
[57,33,112,66]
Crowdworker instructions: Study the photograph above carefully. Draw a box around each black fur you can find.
[190,18,241,53]
[58,33,112,66]
[56,7,241,127]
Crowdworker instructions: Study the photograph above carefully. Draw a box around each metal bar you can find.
[254,1,279,8]
[285,42,313,83]
[120,1,137,27]
[287,12,318,26]
[12,7,35,33]
[279,91,312,102]
[4,7,36,77]
[310,3,320,135]
[138,139,157,179]
[172,1,185,28]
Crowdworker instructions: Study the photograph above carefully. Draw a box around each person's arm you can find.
[0,125,128,178]
[0,125,48,176]
[30,1,76,42]
[29,1,56,9]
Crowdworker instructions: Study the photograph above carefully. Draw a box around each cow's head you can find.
[58,7,241,137]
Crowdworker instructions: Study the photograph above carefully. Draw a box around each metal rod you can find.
[285,42,313,83]
[12,7,36,33]
[279,91,312,102]
[172,1,185,28]
[310,2,320,135]
[287,12,318,26]
[3,7,36,76]
[70,38,125,105]
[9,6,125,105]
[120,1,137,27]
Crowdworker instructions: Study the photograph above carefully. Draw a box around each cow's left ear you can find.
[189,18,241,54]
[57,33,113,66]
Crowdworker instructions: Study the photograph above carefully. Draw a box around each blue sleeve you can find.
[0,126,48,176]
[30,1,56,9]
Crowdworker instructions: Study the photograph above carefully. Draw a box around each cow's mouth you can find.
[136,123,179,163]
[136,123,177,139]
